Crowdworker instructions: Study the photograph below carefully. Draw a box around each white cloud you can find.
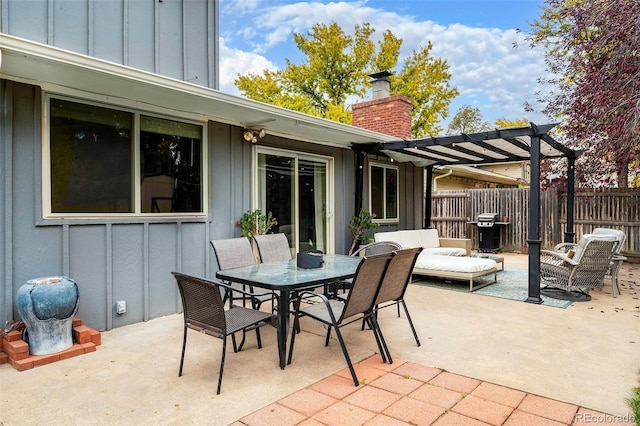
[219,1,554,125]
[219,37,278,95]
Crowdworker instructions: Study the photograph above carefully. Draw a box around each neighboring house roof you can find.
[0,34,396,148]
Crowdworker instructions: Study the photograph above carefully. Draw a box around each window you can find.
[47,98,204,217]
[369,163,398,222]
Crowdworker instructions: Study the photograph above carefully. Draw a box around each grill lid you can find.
[477,213,499,222]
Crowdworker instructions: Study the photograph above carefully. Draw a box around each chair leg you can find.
[178,324,188,376]
[324,326,332,346]
[287,307,302,365]
[366,316,387,364]
[332,325,359,386]
[231,333,238,353]
[369,313,392,364]
[217,336,227,395]
[400,300,421,347]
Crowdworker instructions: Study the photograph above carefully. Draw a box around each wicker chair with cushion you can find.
[540,235,617,298]
[287,254,393,386]
[550,229,627,297]
[172,272,273,394]
[370,247,423,346]
[210,237,276,310]
[253,233,292,263]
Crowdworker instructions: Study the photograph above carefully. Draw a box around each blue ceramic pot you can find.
[16,276,79,355]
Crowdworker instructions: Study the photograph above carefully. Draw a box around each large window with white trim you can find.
[46,97,204,217]
[369,163,398,222]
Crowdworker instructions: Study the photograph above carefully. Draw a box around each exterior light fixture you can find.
[243,129,267,143]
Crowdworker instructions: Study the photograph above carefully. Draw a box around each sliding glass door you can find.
[255,148,333,254]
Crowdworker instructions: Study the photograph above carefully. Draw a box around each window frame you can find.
[368,162,399,224]
[42,94,207,220]
[252,146,335,255]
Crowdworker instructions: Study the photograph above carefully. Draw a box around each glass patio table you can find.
[216,254,363,369]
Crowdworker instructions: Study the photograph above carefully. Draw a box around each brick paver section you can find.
[238,355,635,425]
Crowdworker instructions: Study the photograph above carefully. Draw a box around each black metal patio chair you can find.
[287,254,393,386]
[210,237,276,311]
[253,233,292,263]
[369,247,423,346]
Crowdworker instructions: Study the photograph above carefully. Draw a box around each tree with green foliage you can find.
[235,22,458,137]
[525,0,640,188]
[494,117,530,129]
[446,105,491,135]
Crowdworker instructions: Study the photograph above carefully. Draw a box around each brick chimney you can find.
[352,71,413,140]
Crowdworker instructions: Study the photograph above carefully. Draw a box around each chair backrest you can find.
[375,247,422,306]
[172,272,226,337]
[253,233,292,263]
[210,237,256,270]
[351,241,402,257]
[340,254,392,321]
[592,228,626,254]
[572,234,617,263]
[571,239,617,283]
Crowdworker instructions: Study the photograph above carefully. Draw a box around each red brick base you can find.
[0,317,101,371]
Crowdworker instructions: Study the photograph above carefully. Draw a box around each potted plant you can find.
[348,209,379,255]
[238,209,278,238]
[238,209,278,261]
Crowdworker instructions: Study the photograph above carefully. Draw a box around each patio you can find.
[1,253,638,425]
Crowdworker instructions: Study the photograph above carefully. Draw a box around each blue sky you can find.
[219,0,551,133]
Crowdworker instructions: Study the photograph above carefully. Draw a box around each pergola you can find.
[352,123,581,304]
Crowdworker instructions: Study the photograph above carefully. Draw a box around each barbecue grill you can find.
[476,213,501,253]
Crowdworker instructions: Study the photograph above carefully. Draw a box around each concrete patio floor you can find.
[1,253,638,425]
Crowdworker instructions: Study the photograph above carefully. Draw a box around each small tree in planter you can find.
[238,209,278,262]
[348,209,379,255]
[238,209,278,238]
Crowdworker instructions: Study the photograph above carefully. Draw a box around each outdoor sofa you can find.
[374,229,497,291]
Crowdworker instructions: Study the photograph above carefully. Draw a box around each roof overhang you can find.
[0,34,395,148]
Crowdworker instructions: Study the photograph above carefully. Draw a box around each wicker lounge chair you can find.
[540,235,617,299]
[172,272,273,394]
[550,228,627,297]
[287,254,393,386]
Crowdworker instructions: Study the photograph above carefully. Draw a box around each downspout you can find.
[432,167,453,191]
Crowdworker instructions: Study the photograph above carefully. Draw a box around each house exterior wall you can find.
[0,80,357,331]
[477,162,530,183]
[0,0,218,89]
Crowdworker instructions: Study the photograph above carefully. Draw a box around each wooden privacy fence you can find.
[430,188,640,259]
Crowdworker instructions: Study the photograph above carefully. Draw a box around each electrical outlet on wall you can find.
[116,300,126,315]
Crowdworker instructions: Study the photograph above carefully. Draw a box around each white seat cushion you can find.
[415,254,496,273]
[424,247,468,256]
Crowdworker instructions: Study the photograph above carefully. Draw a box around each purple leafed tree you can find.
[526,0,640,189]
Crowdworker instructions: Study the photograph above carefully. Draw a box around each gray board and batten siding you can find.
[1,81,400,332]
[0,0,219,90]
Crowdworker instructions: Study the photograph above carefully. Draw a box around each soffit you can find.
[0,34,395,148]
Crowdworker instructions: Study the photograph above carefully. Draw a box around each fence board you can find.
[429,187,639,259]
